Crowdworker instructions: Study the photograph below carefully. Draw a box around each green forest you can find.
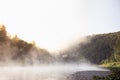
[60,31,120,67]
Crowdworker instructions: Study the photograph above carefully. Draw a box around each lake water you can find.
[0,64,108,80]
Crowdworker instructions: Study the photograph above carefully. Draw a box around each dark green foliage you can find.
[103,37,120,63]
[93,76,102,80]
[60,31,120,64]
[81,32,120,64]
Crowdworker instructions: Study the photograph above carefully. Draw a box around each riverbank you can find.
[67,70,111,80]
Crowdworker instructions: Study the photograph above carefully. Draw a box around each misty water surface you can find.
[0,64,108,80]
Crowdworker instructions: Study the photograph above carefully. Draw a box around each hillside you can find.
[0,25,54,66]
[0,25,120,66]
[60,31,120,65]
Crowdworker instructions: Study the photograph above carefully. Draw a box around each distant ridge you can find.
[60,31,120,65]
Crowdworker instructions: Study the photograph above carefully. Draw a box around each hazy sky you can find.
[0,0,120,51]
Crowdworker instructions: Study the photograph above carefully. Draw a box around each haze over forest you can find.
[1,0,120,52]
[0,0,120,80]
[0,24,120,66]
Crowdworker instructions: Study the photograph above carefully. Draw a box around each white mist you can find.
[0,63,108,80]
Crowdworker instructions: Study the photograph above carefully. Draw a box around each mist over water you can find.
[0,25,110,80]
[0,63,109,80]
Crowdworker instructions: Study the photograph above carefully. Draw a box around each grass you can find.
[100,62,120,68]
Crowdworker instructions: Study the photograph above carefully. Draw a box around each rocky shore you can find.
[67,70,111,80]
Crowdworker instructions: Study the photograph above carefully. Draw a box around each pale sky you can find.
[0,0,120,52]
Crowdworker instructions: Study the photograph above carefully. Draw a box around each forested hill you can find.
[0,25,54,65]
[0,25,120,66]
[60,31,120,65]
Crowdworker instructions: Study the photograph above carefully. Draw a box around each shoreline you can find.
[67,70,111,80]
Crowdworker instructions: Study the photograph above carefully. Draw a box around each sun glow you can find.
[0,0,120,52]
[0,0,87,52]
[6,25,81,52]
